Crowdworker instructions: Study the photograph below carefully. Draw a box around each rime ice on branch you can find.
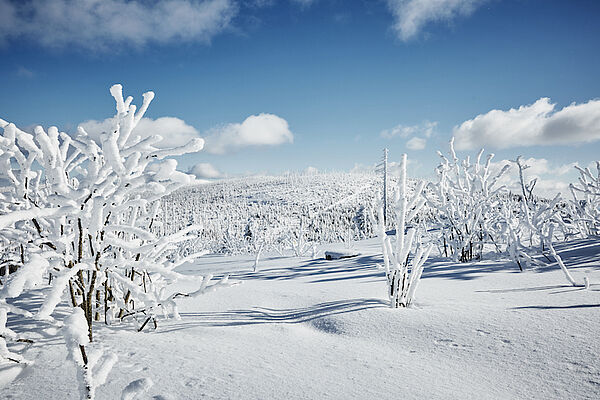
[570,162,600,237]
[425,138,509,263]
[372,153,433,308]
[0,84,237,399]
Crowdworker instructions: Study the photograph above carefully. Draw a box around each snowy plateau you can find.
[0,86,599,400]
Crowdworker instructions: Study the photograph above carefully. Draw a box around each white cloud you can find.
[381,121,434,151]
[80,112,292,153]
[515,157,576,177]
[203,113,293,154]
[80,116,200,148]
[406,137,426,150]
[380,120,436,139]
[190,162,224,179]
[0,1,17,47]
[386,0,484,41]
[532,179,571,197]
[453,98,600,150]
[0,0,237,50]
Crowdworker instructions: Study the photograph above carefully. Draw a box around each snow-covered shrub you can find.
[570,162,600,237]
[283,218,317,257]
[0,85,237,399]
[372,154,433,308]
[490,157,578,270]
[244,216,280,271]
[425,138,510,262]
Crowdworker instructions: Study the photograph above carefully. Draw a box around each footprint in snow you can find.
[473,329,512,345]
[435,338,472,349]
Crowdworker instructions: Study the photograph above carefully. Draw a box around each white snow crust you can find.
[0,237,598,399]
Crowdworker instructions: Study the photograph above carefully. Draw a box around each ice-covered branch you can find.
[373,153,433,307]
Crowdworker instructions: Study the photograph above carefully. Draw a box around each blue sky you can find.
[1,0,599,194]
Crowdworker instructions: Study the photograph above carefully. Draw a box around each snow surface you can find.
[121,377,153,400]
[0,237,599,399]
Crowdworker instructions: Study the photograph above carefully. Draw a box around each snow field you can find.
[1,237,598,399]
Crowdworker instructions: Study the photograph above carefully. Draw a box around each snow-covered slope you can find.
[160,172,389,254]
[2,237,599,399]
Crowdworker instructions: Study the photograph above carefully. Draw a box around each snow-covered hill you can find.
[160,172,395,254]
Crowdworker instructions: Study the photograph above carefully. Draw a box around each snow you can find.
[63,308,90,363]
[0,208,61,230]
[37,263,86,320]
[0,363,26,389]
[121,377,153,400]
[0,236,598,399]
[0,254,48,300]
[0,309,16,339]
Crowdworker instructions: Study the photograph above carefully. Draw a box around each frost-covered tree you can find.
[494,156,580,271]
[284,218,317,257]
[513,156,537,204]
[244,216,279,271]
[372,154,433,308]
[425,138,510,262]
[570,162,600,237]
[0,85,237,399]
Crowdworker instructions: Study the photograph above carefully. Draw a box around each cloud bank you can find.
[203,113,293,154]
[0,0,237,49]
[453,98,600,150]
[386,0,484,41]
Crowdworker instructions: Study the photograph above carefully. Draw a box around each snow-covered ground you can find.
[1,237,599,399]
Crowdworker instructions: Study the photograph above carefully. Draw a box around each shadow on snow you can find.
[158,298,388,333]
[512,303,600,310]
[230,254,386,284]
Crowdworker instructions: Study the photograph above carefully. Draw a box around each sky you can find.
[1,0,599,196]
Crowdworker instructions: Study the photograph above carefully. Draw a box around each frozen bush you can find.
[372,154,433,308]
